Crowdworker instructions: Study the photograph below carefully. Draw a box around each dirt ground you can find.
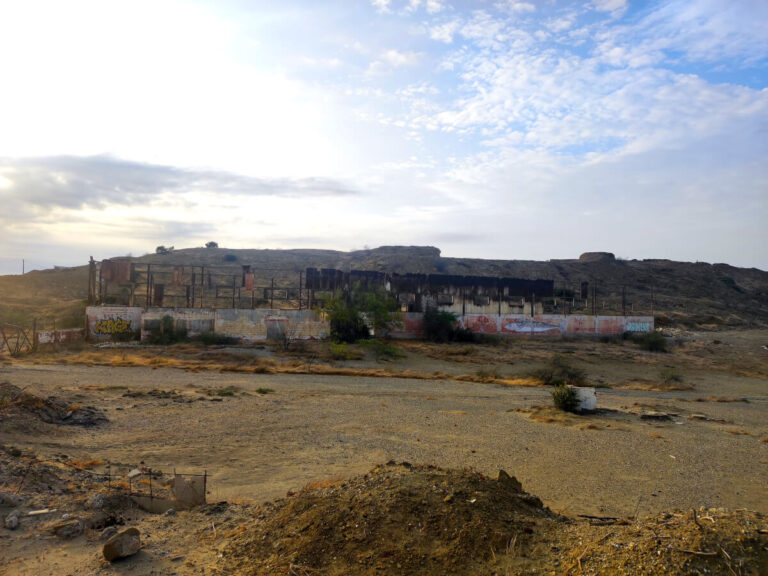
[1,329,767,574]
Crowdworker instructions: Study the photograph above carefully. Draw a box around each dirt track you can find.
[2,360,766,518]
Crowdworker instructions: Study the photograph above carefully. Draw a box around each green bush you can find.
[358,339,403,361]
[329,342,363,361]
[422,306,459,343]
[529,356,587,386]
[632,331,668,352]
[326,287,400,343]
[552,385,579,413]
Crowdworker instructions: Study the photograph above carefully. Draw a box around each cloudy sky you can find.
[1,0,766,274]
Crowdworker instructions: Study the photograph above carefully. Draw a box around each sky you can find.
[0,0,766,275]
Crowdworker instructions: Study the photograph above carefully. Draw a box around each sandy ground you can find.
[0,330,767,574]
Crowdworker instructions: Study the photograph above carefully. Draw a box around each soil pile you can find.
[0,381,107,427]
[216,463,768,576]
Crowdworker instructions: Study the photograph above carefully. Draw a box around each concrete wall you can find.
[36,328,86,345]
[86,306,651,341]
[215,309,327,342]
[141,308,216,340]
[87,306,143,340]
[386,313,653,339]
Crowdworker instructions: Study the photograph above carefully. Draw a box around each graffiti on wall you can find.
[502,320,560,334]
[94,317,133,334]
[625,321,651,332]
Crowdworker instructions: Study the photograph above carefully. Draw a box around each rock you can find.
[86,493,105,511]
[498,470,523,492]
[103,527,141,561]
[5,513,19,530]
[6,446,22,457]
[52,518,84,538]
[100,526,119,541]
[163,508,177,517]
[443,494,454,503]
[0,491,21,507]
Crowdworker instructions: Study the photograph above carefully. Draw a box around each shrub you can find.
[632,331,668,352]
[476,366,503,381]
[659,367,683,386]
[205,241,219,249]
[326,287,400,343]
[329,342,363,361]
[422,306,458,343]
[358,339,403,361]
[195,332,239,346]
[552,385,579,413]
[529,356,587,386]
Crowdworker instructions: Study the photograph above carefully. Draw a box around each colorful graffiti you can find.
[94,317,133,334]
[625,321,651,332]
[502,320,560,334]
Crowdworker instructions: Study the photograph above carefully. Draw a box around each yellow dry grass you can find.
[303,476,346,491]
[612,378,694,392]
[690,396,748,403]
[438,410,468,416]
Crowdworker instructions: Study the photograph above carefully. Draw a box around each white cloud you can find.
[368,49,423,73]
[497,1,536,13]
[430,20,461,43]
[371,0,391,13]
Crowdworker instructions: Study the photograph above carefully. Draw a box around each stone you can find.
[103,527,141,561]
[52,518,84,538]
[5,513,19,530]
[100,526,119,541]
[163,508,177,517]
[0,491,21,507]
[86,493,105,511]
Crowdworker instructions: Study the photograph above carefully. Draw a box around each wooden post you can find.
[145,265,151,309]
[32,318,38,351]
[299,271,303,310]
[232,276,236,308]
[270,278,274,309]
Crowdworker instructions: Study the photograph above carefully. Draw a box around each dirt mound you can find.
[0,382,107,427]
[216,463,768,576]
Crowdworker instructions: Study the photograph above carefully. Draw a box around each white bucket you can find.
[571,386,596,412]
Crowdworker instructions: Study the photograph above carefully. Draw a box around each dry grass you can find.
[648,433,664,439]
[612,378,694,392]
[761,437,768,443]
[438,410,468,416]
[303,476,346,491]
[725,429,751,435]
[66,459,104,470]
[690,396,749,403]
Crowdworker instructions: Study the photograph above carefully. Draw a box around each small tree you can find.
[326,286,400,343]
[422,306,458,343]
[205,241,219,249]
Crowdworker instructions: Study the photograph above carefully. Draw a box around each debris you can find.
[51,518,84,538]
[4,513,19,530]
[27,509,57,516]
[86,493,105,510]
[641,412,672,421]
[103,527,142,561]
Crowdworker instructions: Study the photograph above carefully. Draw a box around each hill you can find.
[1,246,767,329]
